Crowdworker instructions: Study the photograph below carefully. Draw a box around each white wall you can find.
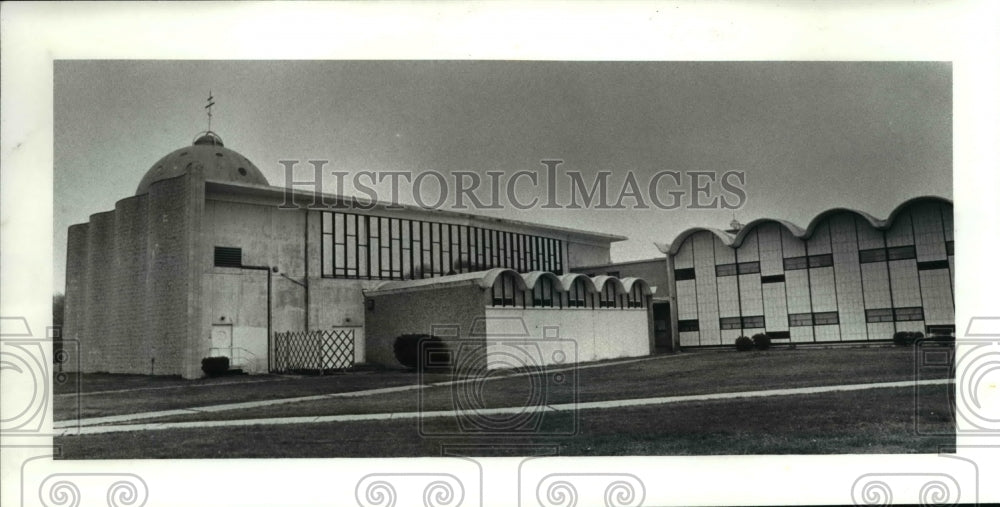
[484,306,650,367]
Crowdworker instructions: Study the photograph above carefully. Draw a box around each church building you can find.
[62,131,655,378]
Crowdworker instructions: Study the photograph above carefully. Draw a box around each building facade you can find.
[63,131,647,378]
[655,197,954,348]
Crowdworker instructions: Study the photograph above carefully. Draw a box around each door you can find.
[652,302,672,351]
[211,324,233,360]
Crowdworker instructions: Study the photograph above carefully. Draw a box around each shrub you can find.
[393,334,450,370]
[201,356,229,376]
[752,333,771,350]
[892,331,922,346]
[735,336,754,351]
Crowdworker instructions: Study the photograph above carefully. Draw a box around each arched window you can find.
[627,284,646,308]
[532,276,559,308]
[491,272,524,307]
[566,278,593,308]
[600,283,620,308]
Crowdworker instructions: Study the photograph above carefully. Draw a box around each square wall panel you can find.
[757,223,785,275]
[867,322,895,342]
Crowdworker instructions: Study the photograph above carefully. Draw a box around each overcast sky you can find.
[54,60,951,292]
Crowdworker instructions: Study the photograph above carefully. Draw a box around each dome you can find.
[135,131,269,195]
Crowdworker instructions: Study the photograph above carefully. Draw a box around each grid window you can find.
[715,263,738,277]
[894,307,924,321]
[720,317,742,330]
[813,311,839,325]
[322,212,563,280]
[784,256,808,270]
[742,315,765,328]
[789,313,814,327]
[738,261,761,274]
[865,308,894,323]
[761,274,785,284]
[678,319,700,332]
[946,240,954,255]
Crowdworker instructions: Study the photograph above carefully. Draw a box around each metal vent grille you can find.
[214,246,242,268]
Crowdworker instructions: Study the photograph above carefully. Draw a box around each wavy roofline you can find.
[657,195,952,255]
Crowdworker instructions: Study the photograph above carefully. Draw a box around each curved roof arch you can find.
[730,218,804,247]
[479,268,528,291]
[620,277,653,296]
[591,275,626,293]
[885,195,953,226]
[803,207,883,237]
[522,271,567,292]
[558,273,598,294]
[659,227,733,255]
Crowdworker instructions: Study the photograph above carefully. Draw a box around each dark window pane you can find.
[715,263,738,277]
[859,248,887,263]
[788,313,813,327]
[808,254,833,268]
[784,256,808,270]
[674,268,696,281]
[678,319,699,332]
[887,245,916,260]
[813,311,839,325]
[865,308,894,323]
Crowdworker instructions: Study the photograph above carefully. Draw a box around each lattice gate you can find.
[272,328,355,374]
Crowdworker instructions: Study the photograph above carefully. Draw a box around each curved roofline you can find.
[591,275,626,292]
[620,277,653,296]
[657,227,733,255]
[660,195,952,255]
[558,273,598,294]
[478,268,527,291]
[522,271,566,291]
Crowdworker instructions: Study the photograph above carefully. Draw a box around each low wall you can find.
[483,307,651,367]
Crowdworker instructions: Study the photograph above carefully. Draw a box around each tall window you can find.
[627,284,647,308]
[532,277,559,308]
[322,212,564,279]
[600,283,622,308]
[491,272,524,307]
[567,277,593,308]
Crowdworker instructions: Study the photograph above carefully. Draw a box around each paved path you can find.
[54,354,671,429]
[55,378,952,436]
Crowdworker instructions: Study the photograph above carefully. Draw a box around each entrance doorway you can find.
[210,324,233,360]
[652,302,672,351]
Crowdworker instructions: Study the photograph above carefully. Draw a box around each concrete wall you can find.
[565,240,612,270]
[364,283,487,368]
[484,307,651,366]
[63,174,198,376]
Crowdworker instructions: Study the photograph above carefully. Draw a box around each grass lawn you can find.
[53,346,955,457]
[55,384,954,458]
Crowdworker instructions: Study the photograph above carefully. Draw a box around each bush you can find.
[393,334,451,370]
[735,336,754,351]
[892,331,926,346]
[752,333,771,350]
[201,356,229,376]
